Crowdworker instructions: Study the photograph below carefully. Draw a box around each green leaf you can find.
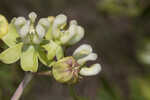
[2,24,19,47]
[56,46,64,60]
[21,45,38,72]
[0,43,23,64]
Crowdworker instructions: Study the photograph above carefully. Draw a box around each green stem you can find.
[69,85,79,100]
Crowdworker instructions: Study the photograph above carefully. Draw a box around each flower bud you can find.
[0,14,8,38]
[79,64,101,76]
[70,20,78,25]
[29,12,37,23]
[52,57,80,84]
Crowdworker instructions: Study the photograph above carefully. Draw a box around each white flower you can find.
[73,44,101,76]
[79,64,101,76]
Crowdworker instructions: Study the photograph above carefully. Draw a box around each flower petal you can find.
[19,20,30,37]
[79,63,101,76]
[60,24,77,44]
[73,44,92,60]
[36,24,45,38]
[68,26,84,45]
[52,14,67,39]
[21,45,38,72]
[0,43,23,64]
[77,53,98,65]
[14,17,26,27]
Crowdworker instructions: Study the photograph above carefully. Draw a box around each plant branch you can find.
[11,72,33,100]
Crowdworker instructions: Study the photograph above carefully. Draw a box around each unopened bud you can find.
[52,57,80,84]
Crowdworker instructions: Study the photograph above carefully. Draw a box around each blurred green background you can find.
[0,0,150,100]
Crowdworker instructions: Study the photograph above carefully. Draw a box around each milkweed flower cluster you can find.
[0,12,101,84]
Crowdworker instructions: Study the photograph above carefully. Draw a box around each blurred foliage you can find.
[97,78,121,100]
[97,0,142,16]
[129,76,150,100]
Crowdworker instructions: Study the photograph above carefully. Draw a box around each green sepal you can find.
[56,46,64,60]
[21,45,38,72]
[2,23,19,47]
[0,43,23,64]
[37,46,50,66]
[45,24,52,40]
[0,14,8,38]
[52,57,74,83]
[42,40,58,60]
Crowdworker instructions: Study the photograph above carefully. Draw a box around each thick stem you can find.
[11,72,33,100]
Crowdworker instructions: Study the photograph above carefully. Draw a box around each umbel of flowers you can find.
[0,12,101,84]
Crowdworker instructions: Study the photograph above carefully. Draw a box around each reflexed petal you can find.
[0,43,23,64]
[14,17,26,27]
[68,26,84,45]
[39,18,50,28]
[2,24,19,47]
[79,64,101,76]
[60,24,77,44]
[73,44,92,57]
[0,14,8,38]
[21,45,38,72]
[36,24,45,38]
[19,21,30,37]
[52,14,67,39]
[53,14,67,27]
[77,53,98,65]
